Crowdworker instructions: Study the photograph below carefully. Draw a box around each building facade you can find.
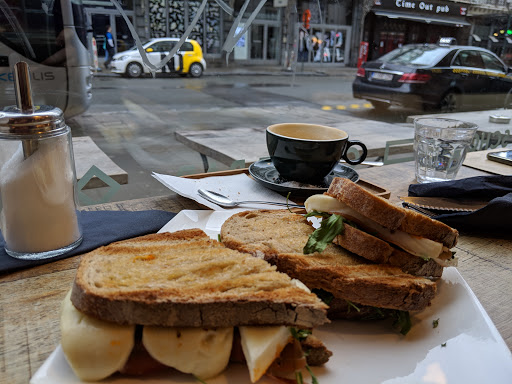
[83,0,358,67]
[83,0,512,68]
[362,0,471,61]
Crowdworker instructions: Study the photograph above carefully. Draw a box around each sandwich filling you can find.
[305,194,456,267]
[61,291,321,383]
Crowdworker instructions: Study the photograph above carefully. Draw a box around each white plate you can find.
[31,210,512,384]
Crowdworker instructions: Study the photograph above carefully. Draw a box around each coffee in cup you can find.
[266,123,367,183]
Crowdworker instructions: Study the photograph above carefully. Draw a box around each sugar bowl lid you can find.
[0,62,67,140]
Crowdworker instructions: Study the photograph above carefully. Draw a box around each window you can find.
[481,52,505,72]
[380,46,450,66]
[181,42,194,52]
[160,41,176,52]
[454,51,485,69]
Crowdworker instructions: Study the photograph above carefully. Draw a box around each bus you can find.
[0,0,92,118]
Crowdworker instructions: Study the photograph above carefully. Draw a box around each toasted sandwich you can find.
[304,177,459,277]
[61,229,331,383]
[220,209,438,333]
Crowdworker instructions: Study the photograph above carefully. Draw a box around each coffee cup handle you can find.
[342,140,368,165]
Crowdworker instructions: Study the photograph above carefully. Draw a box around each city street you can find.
[69,72,422,203]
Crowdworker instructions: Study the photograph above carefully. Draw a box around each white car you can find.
[110,37,207,78]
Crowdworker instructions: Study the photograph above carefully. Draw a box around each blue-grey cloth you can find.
[0,210,176,274]
[408,175,512,236]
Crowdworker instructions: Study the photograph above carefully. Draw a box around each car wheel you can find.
[439,92,458,112]
[370,100,390,111]
[189,63,203,78]
[126,62,143,78]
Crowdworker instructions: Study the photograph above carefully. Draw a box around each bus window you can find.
[0,0,92,117]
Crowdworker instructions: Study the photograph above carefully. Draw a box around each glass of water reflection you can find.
[413,118,478,183]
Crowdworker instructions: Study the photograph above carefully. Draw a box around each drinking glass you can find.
[414,118,478,183]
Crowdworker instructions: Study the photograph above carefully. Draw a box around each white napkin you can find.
[152,172,299,211]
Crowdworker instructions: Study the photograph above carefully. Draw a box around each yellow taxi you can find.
[110,37,207,78]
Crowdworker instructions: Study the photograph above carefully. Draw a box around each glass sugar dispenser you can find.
[0,62,83,260]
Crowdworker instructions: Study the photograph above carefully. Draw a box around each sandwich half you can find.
[220,209,438,333]
[304,177,459,277]
[61,229,330,383]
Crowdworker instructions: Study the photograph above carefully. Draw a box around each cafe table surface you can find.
[1,161,511,383]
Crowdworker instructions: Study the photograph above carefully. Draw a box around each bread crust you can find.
[326,178,459,248]
[71,229,328,328]
[334,225,443,278]
[265,254,436,311]
[220,210,437,312]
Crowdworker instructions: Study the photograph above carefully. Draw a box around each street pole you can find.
[503,10,511,60]
[285,0,298,70]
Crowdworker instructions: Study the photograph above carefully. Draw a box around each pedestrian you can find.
[104,25,115,69]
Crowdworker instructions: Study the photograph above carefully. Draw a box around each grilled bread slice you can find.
[71,228,328,329]
[332,223,444,277]
[220,210,437,313]
[303,178,459,273]
[326,177,459,248]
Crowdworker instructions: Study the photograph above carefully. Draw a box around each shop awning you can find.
[374,10,471,26]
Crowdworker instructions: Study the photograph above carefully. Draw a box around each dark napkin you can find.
[0,210,176,274]
[408,175,512,236]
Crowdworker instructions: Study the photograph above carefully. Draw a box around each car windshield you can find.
[379,46,451,66]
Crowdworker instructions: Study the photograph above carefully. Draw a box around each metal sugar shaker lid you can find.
[0,62,67,158]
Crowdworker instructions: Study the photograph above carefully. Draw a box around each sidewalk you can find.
[94,61,358,78]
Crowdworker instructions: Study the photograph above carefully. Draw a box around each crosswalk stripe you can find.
[322,103,374,110]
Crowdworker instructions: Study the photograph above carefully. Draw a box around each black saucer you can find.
[248,159,359,196]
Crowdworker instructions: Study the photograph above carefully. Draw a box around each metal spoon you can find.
[197,189,304,209]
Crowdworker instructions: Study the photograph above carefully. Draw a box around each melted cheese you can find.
[143,326,233,380]
[60,291,135,381]
[239,326,292,383]
[305,194,456,266]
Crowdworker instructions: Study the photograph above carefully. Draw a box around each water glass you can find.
[414,118,478,183]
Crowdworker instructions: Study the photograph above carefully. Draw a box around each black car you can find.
[352,43,512,112]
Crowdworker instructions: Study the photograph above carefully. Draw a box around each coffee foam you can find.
[268,124,347,141]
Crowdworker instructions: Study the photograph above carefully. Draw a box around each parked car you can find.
[352,42,512,112]
[110,37,206,78]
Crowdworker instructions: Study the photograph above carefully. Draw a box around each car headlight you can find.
[116,55,130,61]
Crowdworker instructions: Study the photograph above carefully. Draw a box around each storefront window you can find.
[300,25,350,64]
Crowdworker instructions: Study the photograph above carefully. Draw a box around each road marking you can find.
[323,103,374,111]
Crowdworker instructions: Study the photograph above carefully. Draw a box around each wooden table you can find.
[1,162,511,383]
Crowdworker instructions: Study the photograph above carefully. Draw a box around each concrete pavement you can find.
[94,62,359,79]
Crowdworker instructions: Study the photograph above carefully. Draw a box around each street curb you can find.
[93,68,356,78]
